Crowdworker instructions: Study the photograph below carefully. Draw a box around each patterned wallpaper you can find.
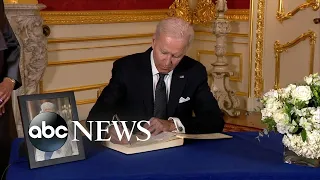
[38,0,250,11]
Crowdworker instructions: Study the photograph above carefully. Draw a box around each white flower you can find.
[304,73,320,86]
[278,88,290,99]
[299,117,313,131]
[263,89,279,100]
[291,86,312,103]
[283,130,320,159]
[304,76,313,85]
[273,110,292,134]
[261,73,320,159]
[265,99,282,112]
[261,108,273,120]
[285,84,297,93]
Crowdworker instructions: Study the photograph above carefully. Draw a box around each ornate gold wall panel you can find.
[274,30,316,89]
[277,0,320,22]
[40,10,169,25]
[254,0,265,98]
[40,9,249,25]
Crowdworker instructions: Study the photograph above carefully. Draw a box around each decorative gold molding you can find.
[40,10,169,25]
[167,0,215,25]
[235,92,248,97]
[48,42,151,52]
[47,31,247,46]
[277,0,320,22]
[47,56,122,66]
[40,9,249,25]
[196,31,249,38]
[225,9,250,21]
[254,0,265,98]
[4,0,37,4]
[48,39,247,52]
[39,82,108,105]
[197,50,243,82]
[77,99,97,105]
[167,0,249,25]
[194,39,249,45]
[48,33,154,44]
[248,0,255,98]
[40,83,108,94]
[274,30,316,89]
[167,0,193,23]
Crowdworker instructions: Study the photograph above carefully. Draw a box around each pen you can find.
[113,114,131,145]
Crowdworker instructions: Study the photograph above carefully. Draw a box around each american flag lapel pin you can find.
[179,75,184,78]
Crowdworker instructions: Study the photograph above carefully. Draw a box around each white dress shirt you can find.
[150,50,185,133]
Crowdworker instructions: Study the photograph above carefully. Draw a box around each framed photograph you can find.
[18,91,86,169]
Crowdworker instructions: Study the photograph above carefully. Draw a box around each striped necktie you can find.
[154,73,167,119]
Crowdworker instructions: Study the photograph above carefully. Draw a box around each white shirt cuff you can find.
[169,117,185,133]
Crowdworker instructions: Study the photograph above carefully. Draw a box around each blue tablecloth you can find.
[6,132,320,180]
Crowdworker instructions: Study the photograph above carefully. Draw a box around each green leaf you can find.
[301,129,307,142]
[291,127,299,133]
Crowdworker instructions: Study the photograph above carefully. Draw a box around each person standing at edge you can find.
[0,0,22,177]
[86,17,224,144]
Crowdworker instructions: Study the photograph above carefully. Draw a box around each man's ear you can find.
[151,37,155,49]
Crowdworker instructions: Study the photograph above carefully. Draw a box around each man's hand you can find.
[144,117,176,136]
[106,125,131,145]
[0,78,15,108]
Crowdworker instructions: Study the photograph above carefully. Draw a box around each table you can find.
[6,132,320,180]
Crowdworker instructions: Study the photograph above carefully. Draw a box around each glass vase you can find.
[284,146,320,167]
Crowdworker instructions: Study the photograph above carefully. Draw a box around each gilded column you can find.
[5,2,48,137]
[211,0,240,117]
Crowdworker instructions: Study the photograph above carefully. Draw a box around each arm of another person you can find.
[86,59,126,141]
[181,65,225,134]
[0,15,21,110]
[3,15,21,90]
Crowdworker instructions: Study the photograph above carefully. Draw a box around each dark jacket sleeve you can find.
[86,59,126,140]
[3,15,21,90]
[182,64,225,134]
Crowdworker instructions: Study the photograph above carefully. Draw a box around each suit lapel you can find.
[140,49,154,118]
[167,65,186,117]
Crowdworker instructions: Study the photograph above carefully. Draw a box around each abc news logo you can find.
[28,112,151,152]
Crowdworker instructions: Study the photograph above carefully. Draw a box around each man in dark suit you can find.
[0,0,22,176]
[87,17,224,144]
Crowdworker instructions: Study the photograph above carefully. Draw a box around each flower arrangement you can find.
[260,73,320,160]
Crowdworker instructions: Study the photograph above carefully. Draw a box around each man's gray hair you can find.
[40,102,56,113]
[155,17,194,45]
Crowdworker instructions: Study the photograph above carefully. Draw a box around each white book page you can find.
[127,132,178,147]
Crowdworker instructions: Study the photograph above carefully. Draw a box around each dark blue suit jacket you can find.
[86,48,225,139]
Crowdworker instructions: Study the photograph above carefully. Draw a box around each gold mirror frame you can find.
[273,30,316,89]
[277,0,320,23]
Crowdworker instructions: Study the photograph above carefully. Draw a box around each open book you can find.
[103,132,184,155]
[103,132,232,154]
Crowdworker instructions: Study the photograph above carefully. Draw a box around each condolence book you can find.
[103,132,232,154]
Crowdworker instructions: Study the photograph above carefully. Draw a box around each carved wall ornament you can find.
[274,30,316,89]
[5,3,48,137]
[168,0,215,26]
[254,0,265,98]
[167,0,193,23]
[210,0,240,117]
[277,0,320,23]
